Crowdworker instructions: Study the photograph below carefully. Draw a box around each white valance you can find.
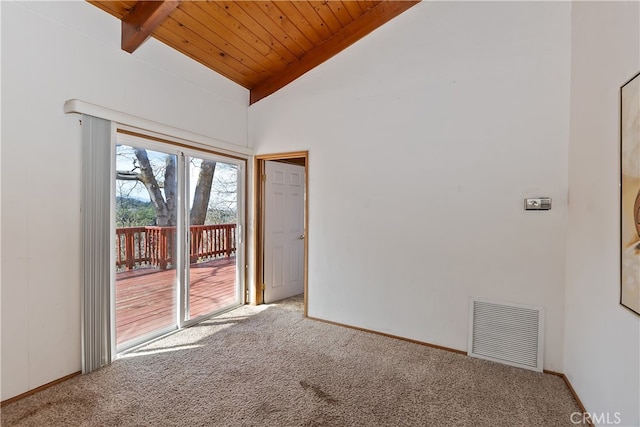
[64,99,253,158]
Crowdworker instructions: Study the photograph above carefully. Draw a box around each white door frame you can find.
[255,152,308,316]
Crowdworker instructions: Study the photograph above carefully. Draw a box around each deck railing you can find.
[115,224,237,271]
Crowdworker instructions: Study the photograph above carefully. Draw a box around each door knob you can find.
[298,234,305,240]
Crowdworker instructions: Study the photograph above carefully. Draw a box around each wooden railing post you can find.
[159,227,168,270]
[125,228,134,270]
[116,232,123,269]
[225,225,232,257]
[190,226,200,264]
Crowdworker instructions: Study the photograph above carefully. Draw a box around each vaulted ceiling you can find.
[88,1,419,103]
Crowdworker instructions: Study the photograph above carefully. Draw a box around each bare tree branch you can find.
[116,171,142,181]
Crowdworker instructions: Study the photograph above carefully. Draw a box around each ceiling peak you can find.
[88,1,420,101]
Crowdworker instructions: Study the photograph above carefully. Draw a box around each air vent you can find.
[468,298,544,372]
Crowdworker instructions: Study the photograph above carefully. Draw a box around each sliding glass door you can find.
[113,133,244,351]
[186,157,240,321]
[114,144,178,347]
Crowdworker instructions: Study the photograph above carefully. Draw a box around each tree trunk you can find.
[119,151,216,228]
[134,149,171,226]
[190,160,216,225]
[164,155,177,226]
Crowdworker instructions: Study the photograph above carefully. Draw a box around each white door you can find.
[263,160,305,303]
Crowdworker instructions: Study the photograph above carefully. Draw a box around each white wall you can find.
[565,2,640,425]
[5,1,637,420]
[250,2,571,371]
[0,1,248,400]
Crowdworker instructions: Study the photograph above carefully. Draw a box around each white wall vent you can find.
[468,298,544,372]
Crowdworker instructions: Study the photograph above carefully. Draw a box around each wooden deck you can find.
[116,257,238,346]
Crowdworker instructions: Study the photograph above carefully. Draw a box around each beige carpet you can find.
[2,295,586,426]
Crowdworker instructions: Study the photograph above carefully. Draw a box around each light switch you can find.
[524,197,551,210]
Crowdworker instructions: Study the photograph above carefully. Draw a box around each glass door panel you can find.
[114,144,178,349]
[187,157,240,320]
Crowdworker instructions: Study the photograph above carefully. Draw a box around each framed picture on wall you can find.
[620,71,640,316]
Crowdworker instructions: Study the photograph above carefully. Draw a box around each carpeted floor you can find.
[1,295,586,426]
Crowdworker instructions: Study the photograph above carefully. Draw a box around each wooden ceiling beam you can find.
[249,0,419,104]
[122,0,181,53]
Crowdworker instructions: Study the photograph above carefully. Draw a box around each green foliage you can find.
[116,197,157,227]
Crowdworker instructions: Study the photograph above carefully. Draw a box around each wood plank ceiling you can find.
[88,1,419,103]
